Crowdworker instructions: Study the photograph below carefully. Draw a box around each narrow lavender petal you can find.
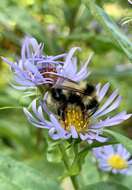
[112,169,118,174]
[98,83,110,102]
[23,108,45,126]
[117,145,131,159]
[92,111,131,129]
[24,61,42,79]
[95,135,108,142]
[2,57,21,72]
[70,126,78,138]
[74,53,93,77]
[72,57,77,74]
[74,70,91,82]
[50,114,65,134]
[27,99,53,127]
[93,148,102,158]
[34,43,43,57]
[99,164,111,171]
[18,60,24,70]
[64,58,77,76]
[21,37,39,62]
[95,96,122,118]
[50,53,66,61]
[117,144,125,155]
[63,47,81,70]
[110,111,131,121]
[79,133,89,141]
[93,148,109,159]
[37,106,46,121]
[59,49,82,82]
[94,89,118,117]
[99,161,111,169]
[119,169,132,175]
[42,92,51,115]
[32,99,38,114]
[96,83,101,96]
[14,76,35,86]
[21,37,30,62]
[103,145,114,155]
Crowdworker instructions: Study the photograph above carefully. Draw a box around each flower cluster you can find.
[3,36,132,176]
[3,36,131,145]
[93,144,132,175]
[24,83,131,143]
[2,37,91,90]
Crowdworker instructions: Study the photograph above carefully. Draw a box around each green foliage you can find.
[0,154,62,190]
[87,0,132,61]
[82,182,130,190]
[46,139,63,163]
[0,175,21,190]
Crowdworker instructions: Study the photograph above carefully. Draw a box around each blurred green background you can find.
[0,0,132,189]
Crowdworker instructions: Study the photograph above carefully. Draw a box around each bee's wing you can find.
[40,71,78,84]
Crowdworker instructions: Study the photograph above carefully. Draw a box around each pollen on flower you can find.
[107,154,128,170]
[60,104,89,132]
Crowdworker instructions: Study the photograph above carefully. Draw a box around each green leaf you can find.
[106,174,132,190]
[104,129,132,154]
[68,147,88,176]
[87,1,132,61]
[79,153,100,187]
[47,141,62,163]
[82,182,130,190]
[0,174,21,190]
[0,154,62,190]
[27,156,65,182]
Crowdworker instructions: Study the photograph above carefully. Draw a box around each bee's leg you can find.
[86,98,99,116]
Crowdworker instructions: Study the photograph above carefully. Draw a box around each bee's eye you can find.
[51,88,66,102]
[84,84,95,95]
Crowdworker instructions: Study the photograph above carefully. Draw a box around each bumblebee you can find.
[51,83,99,122]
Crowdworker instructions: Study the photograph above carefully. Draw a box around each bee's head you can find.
[51,88,67,102]
[84,84,95,96]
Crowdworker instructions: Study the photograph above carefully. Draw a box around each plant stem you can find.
[59,144,80,190]
[71,176,79,190]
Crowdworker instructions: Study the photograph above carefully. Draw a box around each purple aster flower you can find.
[2,36,91,90]
[93,144,132,175]
[23,82,131,143]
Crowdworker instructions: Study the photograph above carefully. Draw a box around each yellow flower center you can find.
[107,154,128,170]
[60,105,89,132]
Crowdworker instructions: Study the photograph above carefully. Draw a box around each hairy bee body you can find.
[51,83,99,120]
